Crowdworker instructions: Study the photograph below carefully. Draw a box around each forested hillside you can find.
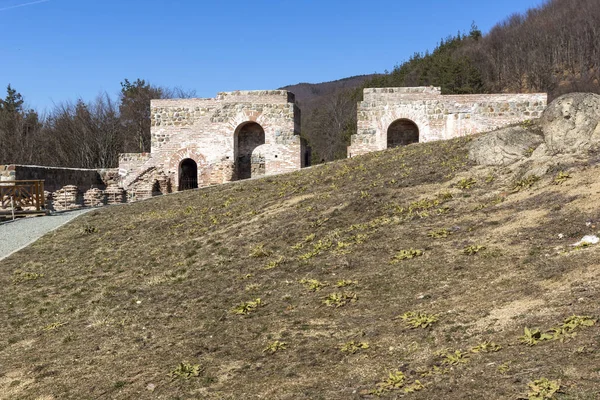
[1,0,599,167]
[303,0,600,162]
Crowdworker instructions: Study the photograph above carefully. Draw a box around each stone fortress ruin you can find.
[1,87,547,212]
[118,90,307,200]
[348,87,547,157]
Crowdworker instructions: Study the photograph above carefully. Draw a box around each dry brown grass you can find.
[1,136,599,399]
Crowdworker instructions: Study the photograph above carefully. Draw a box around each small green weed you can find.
[399,311,438,329]
[12,270,44,284]
[43,322,67,331]
[456,177,476,189]
[323,292,357,307]
[525,378,561,400]
[340,341,369,354]
[417,365,449,377]
[263,341,287,354]
[463,245,486,255]
[497,363,511,374]
[519,316,596,346]
[169,362,201,380]
[562,315,596,330]
[428,228,451,238]
[231,298,262,315]
[403,380,425,394]
[249,244,273,258]
[300,278,328,292]
[82,225,97,234]
[371,370,406,396]
[439,349,470,365]
[519,327,554,346]
[521,119,534,128]
[553,171,571,185]
[391,249,423,263]
[471,341,502,353]
[437,191,453,200]
[336,279,357,287]
[244,283,261,292]
[513,175,540,192]
[264,256,285,270]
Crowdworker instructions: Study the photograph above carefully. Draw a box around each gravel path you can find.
[0,209,93,262]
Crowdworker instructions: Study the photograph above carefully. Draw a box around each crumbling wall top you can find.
[216,90,295,104]
[151,90,296,109]
[363,87,442,102]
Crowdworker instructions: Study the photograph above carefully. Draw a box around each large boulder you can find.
[540,93,600,154]
[468,126,544,166]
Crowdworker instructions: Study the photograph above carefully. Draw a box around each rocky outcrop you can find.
[468,126,544,166]
[470,92,600,170]
[540,92,600,154]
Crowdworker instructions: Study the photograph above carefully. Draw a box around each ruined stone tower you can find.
[118,90,307,200]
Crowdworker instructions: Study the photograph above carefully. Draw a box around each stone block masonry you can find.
[0,164,114,192]
[119,90,306,199]
[348,87,548,157]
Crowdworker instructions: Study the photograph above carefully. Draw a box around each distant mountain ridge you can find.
[280,74,378,106]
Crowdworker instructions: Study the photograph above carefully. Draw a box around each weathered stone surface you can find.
[540,92,600,154]
[349,87,547,157]
[52,185,83,211]
[468,126,544,166]
[84,188,106,208]
[105,184,127,205]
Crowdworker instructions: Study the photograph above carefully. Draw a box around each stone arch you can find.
[178,158,198,190]
[234,122,266,180]
[167,148,207,189]
[387,118,420,148]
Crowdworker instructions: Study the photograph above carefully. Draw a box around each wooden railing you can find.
[0,180,45,212]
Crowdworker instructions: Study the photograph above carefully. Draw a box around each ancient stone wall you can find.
[119,90,304,199]
[0,164,113,192]
[348,87,548,157]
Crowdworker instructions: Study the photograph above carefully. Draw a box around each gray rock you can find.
[469,126,544,166]
[540,93,600,154]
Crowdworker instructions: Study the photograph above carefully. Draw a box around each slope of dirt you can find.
[1,135,600,399]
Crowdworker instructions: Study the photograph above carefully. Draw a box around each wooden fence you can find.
[0,180,45,214]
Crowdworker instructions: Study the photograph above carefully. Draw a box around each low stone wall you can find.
[0,164,113,192]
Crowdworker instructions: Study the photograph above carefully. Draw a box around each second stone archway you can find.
[235,122,266,180]
[387,118,420,148]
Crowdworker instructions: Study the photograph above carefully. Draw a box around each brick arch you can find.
[227,111,270,133]
[167,148,208,190]
[233,121,266,180]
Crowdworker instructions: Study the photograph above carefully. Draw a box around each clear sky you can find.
[0,0,545,111]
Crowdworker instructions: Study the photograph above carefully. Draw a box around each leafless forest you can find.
[1,0,599,167]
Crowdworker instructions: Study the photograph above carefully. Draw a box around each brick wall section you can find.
[119,90,303,197]
[348,87,548,157]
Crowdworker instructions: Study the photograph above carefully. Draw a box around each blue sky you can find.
[0,0,545,111]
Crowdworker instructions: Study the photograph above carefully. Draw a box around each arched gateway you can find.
[178,158,198,191]
[387,119,419,148]
[235,122,266,180]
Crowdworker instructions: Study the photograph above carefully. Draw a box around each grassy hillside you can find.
[1,133,600,399]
